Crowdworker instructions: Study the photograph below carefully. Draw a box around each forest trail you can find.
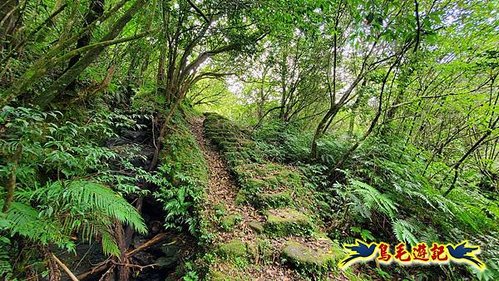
[190,116,263,244]
[190,116,303,280]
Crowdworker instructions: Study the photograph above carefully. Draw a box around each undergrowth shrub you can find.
[255,123,499,280]
[253,120,312,162]
[254,121,348,165]
[202,114,326,243]
[0,106,151,278]
[154,113,209,238]
[333,137,498,279]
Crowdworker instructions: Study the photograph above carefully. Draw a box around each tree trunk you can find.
[65,0,105,90]
[0,0,130,107]
[279,52,287,121]
[333,51,403,171]
[38,0,145,108]
[149,95,183,171]
[2,145,22,213]
[443,117,498,196]
[311,19,338,159]
[0,0,20,52]
[115,222,130,281]
[157,45,167,89]
[311,107,337,159]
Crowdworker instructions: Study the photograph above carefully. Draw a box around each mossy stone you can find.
[264,208,314,237]
[253,191,292,209]
[218,240,247,259]
[281,240,335,272]
[243,178,268,192]
[235,189,248,205]
[156,243,181,268]
[276,171,302,189]
[248,221,264,233]
[246,241,259,260]
[207,266,245,281]
[208,270,232,281]
[220,214,242,231]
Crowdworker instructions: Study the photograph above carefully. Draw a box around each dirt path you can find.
[189,116,302,280]
[190,117,263,243]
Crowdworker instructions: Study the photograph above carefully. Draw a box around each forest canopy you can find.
[0,0,498,280]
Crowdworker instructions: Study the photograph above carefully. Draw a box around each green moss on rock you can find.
[242,178,268,192]
[264,208,314,237]
[253,191,292,209]
[281,240,335,272]
[157,114,209,237]
[220,214,242,231]
[235,189,248,205]
[248,221,264,233]
[206,264,246,281]
[235,163,303,192]
[208,270,232,281]
[218,240,247,260]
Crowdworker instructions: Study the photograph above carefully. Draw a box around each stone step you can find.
[281,237,338,272]
[263,208,315,237]
[253,190,293,209]
[248,221,264,233]
[217,239,248,260]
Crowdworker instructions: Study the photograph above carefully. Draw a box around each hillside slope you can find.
[188,113,363,280]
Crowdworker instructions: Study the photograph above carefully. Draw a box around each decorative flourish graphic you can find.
[339,240,486,271]
[339,240,378,269]
[446,241,485,270]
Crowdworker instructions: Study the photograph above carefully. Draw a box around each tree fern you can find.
[0,244,12,280]
[35,181,145,232]
[101,230,121,256]
[7,201,76,248]
[9,180,146,256]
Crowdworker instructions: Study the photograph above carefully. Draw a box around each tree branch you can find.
[186,0,209,23]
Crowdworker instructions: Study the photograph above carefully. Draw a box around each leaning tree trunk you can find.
[37,0,146,109]
[65,0,105,90]
[0,0,20,52]
[0,0,130,108]
[310,107,338,159]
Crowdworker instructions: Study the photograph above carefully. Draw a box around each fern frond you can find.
[350,179,398,219]
[392,219,419,246]
[66,180,147,234]
[0,238,12,279]
[6,202,72,249]
[101,231,120,256]
[32,180,147,235]
[9,180,146,256]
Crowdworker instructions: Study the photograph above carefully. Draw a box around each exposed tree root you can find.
[76,232,168,280]
[52,254,79,281]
